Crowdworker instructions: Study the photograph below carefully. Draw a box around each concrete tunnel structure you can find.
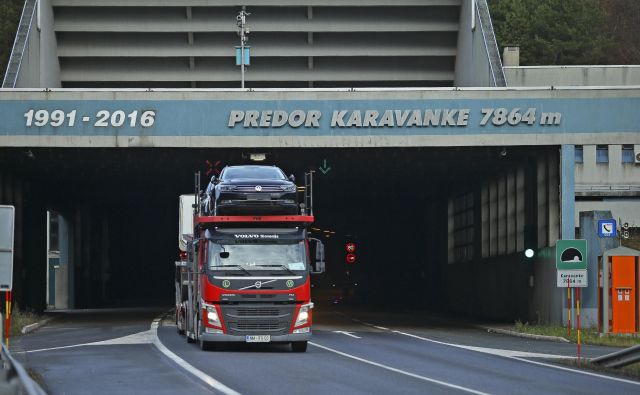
[1,1,639,327]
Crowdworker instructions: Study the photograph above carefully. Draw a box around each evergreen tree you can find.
[489,0,612,65]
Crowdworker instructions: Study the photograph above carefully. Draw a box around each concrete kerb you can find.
[478,325,571,343]
[21,318,54,335]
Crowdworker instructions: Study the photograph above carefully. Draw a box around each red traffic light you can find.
[346,253,356,264]
[345,243,356,253]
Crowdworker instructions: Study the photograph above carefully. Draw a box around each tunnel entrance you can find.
[0,146,560,321]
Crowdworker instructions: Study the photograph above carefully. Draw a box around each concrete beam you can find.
[52,0,462,6]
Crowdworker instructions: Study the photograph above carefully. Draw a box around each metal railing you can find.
[2,0,37,88]
[591,344,640,369]
[475,0,506,87]
[0,344,47,395]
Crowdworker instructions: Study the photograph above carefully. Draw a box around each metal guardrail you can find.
[591,344,640,368]
[2,0,37,88]
[0,344,47,395]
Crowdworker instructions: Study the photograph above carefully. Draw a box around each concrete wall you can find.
[442,148,562,323]
[504,66,640,87]
[575,211,620,328]
[575,144,640,226]
[14,0,61,88]
[576,145,640,189]
[454,0,505,87]
[0,171,47,310]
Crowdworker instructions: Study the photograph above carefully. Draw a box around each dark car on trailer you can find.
[204,165,298,215]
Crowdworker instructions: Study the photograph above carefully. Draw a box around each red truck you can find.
[175,173,324,352]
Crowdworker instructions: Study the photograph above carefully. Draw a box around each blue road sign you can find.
[598,219,617,238]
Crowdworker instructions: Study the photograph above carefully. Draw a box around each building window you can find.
[596,145,609,164]
[622,145,635,164]
[574,145,583,163]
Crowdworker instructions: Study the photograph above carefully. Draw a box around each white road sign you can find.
[0,205,15,291]
[557,269,588,288]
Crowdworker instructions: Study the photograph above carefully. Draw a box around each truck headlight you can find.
[294,303,313,327]
[206,305,221,327]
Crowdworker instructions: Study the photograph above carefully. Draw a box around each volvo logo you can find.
[255,185,262,192]
[254,281,262,289]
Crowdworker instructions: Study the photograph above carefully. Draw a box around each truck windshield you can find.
[207,241,307,271]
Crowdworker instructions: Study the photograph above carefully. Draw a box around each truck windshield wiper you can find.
[254,264,296,275]
[215,264,251,275]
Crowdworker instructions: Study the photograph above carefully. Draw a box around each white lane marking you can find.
[149,318,241,395]
[19,316,242,395]
[511,357,640,387]
[360,323,640,386]
[332,331,362,339]
[391,329,568,359]
[309,341,490,395]
[373,326,389,331]
[18,330,155,353]
[362,322,389,330]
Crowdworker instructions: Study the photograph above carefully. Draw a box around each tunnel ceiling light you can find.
[524,248,535,258]
[249,153,267,161]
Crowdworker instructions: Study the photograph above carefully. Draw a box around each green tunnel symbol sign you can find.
[555,239,587,270]
[286,280,294,288]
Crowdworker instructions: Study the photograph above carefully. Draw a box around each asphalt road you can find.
[12,305,640,395]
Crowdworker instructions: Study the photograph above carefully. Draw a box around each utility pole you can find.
[236,9,250,88]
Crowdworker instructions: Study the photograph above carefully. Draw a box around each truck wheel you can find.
[291,341,307,352]
[197,317,212,351]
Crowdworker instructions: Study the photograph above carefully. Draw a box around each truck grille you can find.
[236,307,280,317]
[236,321,282,331]
[222,304,294,336]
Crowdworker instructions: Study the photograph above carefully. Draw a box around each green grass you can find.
[6,308,43,337]
[513,321,640,348]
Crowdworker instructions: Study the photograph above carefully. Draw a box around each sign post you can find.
[0,206,15,346]
[556,239,587,363]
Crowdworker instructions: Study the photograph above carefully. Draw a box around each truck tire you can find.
[291,341,307,352]
[197,317,212,351]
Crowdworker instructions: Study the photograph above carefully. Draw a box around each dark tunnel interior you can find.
[0,146,553,311]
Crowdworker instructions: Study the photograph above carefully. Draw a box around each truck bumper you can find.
[200,330,312,343]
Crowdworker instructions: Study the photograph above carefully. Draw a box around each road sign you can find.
[318,159,331,175]
[597,219,617,238]
[556,239,587,270]
[345,243,356,253]
[0,206,15,291]
[557,270,588,288]
[346,253,356,264]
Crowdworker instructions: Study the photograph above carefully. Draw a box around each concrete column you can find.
[561,145,575,239]
[55,214,70,309]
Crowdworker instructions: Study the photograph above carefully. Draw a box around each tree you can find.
[0,0,25,80]
[489,0,612,65]
[600,0,640,64]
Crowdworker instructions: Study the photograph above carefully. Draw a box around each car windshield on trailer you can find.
[222,167,286,180]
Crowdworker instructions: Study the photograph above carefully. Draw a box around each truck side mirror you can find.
[309,237,325,274]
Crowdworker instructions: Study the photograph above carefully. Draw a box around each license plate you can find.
[247,194,270,201]
[245,335,271,343]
